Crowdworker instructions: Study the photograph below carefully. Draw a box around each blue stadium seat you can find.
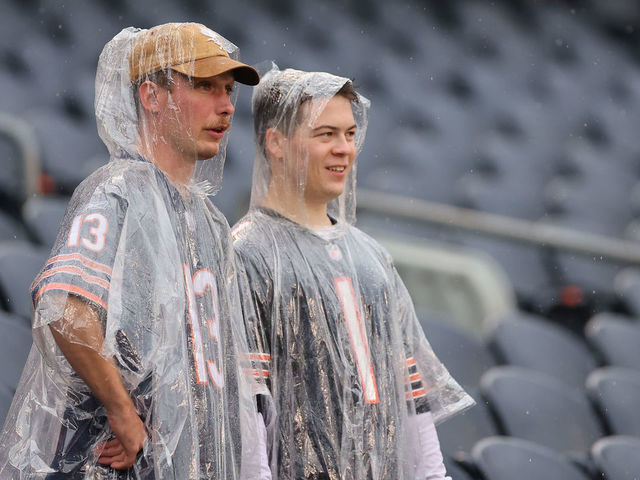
[419,317,496,389]
[0,210,28,243]
[436,386,498,463]
[614,268,640,318]
[22,195,69,249]
[0,310,32,392]
[22,107,108,194]
[488,311,598,390]
[591,435,640,480]
[585,313,640,371]
[0,241,49,320]
[471,436,592,480]
[586,367,640,437]
[480,366,604,456]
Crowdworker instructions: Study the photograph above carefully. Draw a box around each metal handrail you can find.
[0,112,40,199]
[357,188,640,265]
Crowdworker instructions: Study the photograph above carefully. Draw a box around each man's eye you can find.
[197,81,212,90]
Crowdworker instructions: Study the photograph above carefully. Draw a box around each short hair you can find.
[253,79,359,157]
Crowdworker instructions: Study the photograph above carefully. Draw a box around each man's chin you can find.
[197,148,220,160]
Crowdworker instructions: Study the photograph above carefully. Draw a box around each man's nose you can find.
[216,95,235,117]
[333,134,354,154]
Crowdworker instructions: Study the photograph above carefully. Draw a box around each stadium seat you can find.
[480,366,604,456]
[585,313,640,371]
[0,310,32,392]
[435,386,498,462]
[0,241,49,320]
[0,120,31,209]
[419,317,496,389]
[443,455,477,480]
[0,210,27,243]
[21,107,108,194]
[586,367,640,437]
[22,195,69,248]
[471,436,592,480]
[488,311,598,390]
[591,435,640,480]
[453,233,555,312]
[614,268,640,318]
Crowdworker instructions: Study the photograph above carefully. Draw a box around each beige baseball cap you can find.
[129,22,259,85]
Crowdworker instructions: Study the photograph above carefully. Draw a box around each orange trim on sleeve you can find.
[35,283,108,311]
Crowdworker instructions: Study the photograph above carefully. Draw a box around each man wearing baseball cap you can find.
[0,22,270,479]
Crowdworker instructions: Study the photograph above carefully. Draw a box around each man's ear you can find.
[138,80,164,114]
[265,127,286,160]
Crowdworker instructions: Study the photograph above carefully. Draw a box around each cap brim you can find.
[173,56,260,85]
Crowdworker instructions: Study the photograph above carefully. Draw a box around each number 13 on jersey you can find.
[184,264,224,389]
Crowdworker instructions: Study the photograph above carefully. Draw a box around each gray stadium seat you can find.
[585,313,640,371]
[0,124,30,209]
[0,210,27,243]
[471,436,592,480]
[586,367,640,437]
[443,456,476,480]
[0,310,32,392]
[591,435,640,480]
[488,312,598,390]
[22,195,69,248]
[436,387,498,462]
[0,241,49,320]
[419,317,496,389]
[22,107,108,194]
[480,366,604,456]
[614,268,640,318]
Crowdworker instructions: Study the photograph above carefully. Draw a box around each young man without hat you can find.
[232,66,474,479]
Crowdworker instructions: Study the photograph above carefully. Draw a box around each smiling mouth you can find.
[327,166,346,172]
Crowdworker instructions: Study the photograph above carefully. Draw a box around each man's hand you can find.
[96,405,147,469]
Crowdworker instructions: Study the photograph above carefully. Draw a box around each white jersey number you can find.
[67,213,108,252]
[184,265,224,389]
[334,277,379,403]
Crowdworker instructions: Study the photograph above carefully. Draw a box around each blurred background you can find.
[2,0,640,478]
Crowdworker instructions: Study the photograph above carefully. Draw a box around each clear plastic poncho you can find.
[232,66,474,479]
[0,23,266,479]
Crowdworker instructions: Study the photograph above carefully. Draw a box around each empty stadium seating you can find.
[3,1,640,477]
[488,311,598,390]
[471,436,592,480]
[480,366,605,457]
[586,367,640,438]
[585,312,640,371]
[591,435,640,480]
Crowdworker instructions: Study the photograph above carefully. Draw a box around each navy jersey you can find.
[1,157,255,479]
[233,208,469,480]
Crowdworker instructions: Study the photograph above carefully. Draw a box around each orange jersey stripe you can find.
[35,283,108,311]
[36,265,110,290]
[45,253,112,276]
[406,357,416,366]
[412,388,427,398]
[247,353,271,362]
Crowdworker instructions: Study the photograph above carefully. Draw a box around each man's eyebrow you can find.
[312,124,358,131]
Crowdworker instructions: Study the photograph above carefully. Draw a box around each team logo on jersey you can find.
[327,244,342,261]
